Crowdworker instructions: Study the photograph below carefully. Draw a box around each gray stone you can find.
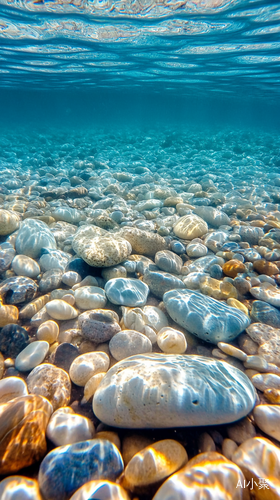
[155,250,182,274]
[16,219,56,259]
[0,276,38,304]
[163,289,250,344]
[193,207,230,227]
[251,300,280,328]
[143,270,185,298]
[105,278,149,306]
[39,269,63,293]
[93,353,256,428]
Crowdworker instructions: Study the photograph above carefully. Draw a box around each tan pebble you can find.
[253,404,280,442]
[157,327,187,354]
[227,298,249,316]
[264,388,280,404]
[238,333,258,355]
[62,294,76,306]
[212,348,228,360]
[199,276,238,300]
[218,342,247,362]
[222,438,238,461]
[37,320,59,344]
[69,352,110,387]
[244,355,269,371]
[4,358,14,368]
[198,432,216,453]
[232,437,280,499]
[222,259,246,278]
[226,416,256,444]
[122,434,153,466]
[122,439,188,491]
[95,431,121,450]
[82,372,106,404]
[78,340,98,354]
[48,342,59,355]
[0,304,18,327]
[26,363,71,411]
[19,294,50,320]
[0,376,28,404]
[245,369,259,379]
[252,373,280,391]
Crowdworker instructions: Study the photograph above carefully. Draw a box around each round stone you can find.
[12,255,40,279]
[61,271,81,287]
[0,209,20,235]
[15,219,56,259]
[69,351,110,386]
[173,214,208,240]
[253,259,279,276]
[186,242,208,258]
[38,440,124,500]
[0,476,42,500]
[105,278,149,307]
[93,353,256,428]
[157,327,187,354]
[0,276,38,304]
[46,299,78,320]
[253,405,280,442]
[119,227,167,256]
[0,324,29,358]
[78,310,121,343]
[222,259,246,278]
[122,439,188,491]
[155,250,182,274]
[37,320,59,344]
[50,342,79,372]
[15,341,49,372]
[74,286,107,310]
[69,481,130,500]
[109,330,152,361]
[163,289,250,344]
[26,363,71,410]
[46,407,95,446]
[0,376,28,404]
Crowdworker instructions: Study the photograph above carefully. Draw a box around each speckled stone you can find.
[251,300,280,328]
[164,289,250,344]
[0,476,43,500]
[69,351,110,386]
[0,210,20,235]
[72,226,132,267]
[155,250,182,274]
[93,353,256,428]
[38,439,124,500]
[105,278,149,307]
[0,276,38,304]
[74,286,107,310]
[143,270,185,299]
[246,322,280,366]
[27,363,71,410]
[109,330,152,361]
[119,227,167,256]
[0,376,28,404]
[15,341,49,372]
[69,480,130,500]
[16,219,56,259]
[0,324,29,357]
[46,407,95,446]
[78,310,121,343]
[153,452,248,500]
[0,394,52,474]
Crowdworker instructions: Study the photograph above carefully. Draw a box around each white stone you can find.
[0,376,28,404]
[37,320,59,344]
[82,372,106,404]
[12,255,40,278]
[105,278,149,307]
[16,219,56,259]
[253,405,280,442]
[46,299,78,320]
[15,341,49,372]
[109,330,153,361]
[74,286,107,310]
[46,407,95,446]
[69,351,110,387]
[193,207,230,227]
[186,242,208,258]
[173,214,208,240]
[0,476,42,500]
[39,250,70,272]
[69,481,130,500]
[157,327,187,354]
[52,207,84,224]
[61,271,81,287]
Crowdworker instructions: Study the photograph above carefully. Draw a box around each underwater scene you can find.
[0,0,280,499]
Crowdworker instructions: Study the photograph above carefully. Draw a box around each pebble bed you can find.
[0,127,280,499]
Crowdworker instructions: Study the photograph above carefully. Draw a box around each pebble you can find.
[93,353,256,428]
[19,294,50,320]
[244,354,269,371]
[61,271,81,287]
[153,452,247,500]
[38,439,124,500]
[164,289,250,344]
[122,439,188,491]
[15,219,56,259]
[254,404,280,441]
[38,269,63,293]
[252,373,280,391]
[251,300,280,328]
[194,206,230,227]
[0,394,52,473]
[39,249,70,272]
[78,310,121,343]
[26,363,71,410]
[46,407,95,446]
[37,320,59,344]
[119,227,167,256]
[101,265,127,281]
[0,476,43,500]
[157,327,187,354]
[217,342,247,361]
[69,351,110,386]
[253,259,279,276]
[222,259,246,278]
[226,416,256,444]
[0,210,20,235]
[186,241,208,257]
[222,438,238,461]
[0,376,28,404]
[74,286,107,310]
[69,481,130,500]
[50,342,79,372]
[155,250,182,274]
[199,275,238,300]
[121,305,168,333]
[0,324,29,357]
[143,270,185,298]
[227,297,249,315]
[46,299,78,320]
[105,278,149,306]
[109,330,152,361]
[12,255,40,278]
[82,372,106,403]
[173,214,208,239]
[15,340,49,372]
[0,276,38,304]
[246,322,280,365]
[122,434,153,466]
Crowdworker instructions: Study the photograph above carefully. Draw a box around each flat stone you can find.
[173,214,208,240]
[0,394,52,474]
[78,310,121,343]
[0,209,20,235]
[74,286,107,310]
[105,278,149,307]
[69,481,129,500]
[12,255,40,279]
[0,324,29,357]
[109,330,152,361]
[27,363,71,410]
[69,351,110,386]
[155,250,182,274]
[0,476,42,500]
[0,376,28,404]
[143,270,185,299]
[252,373,280,391]
[93,353,256,428]
[52,207,84,224]
[46,299,78,320]
[46,407,95,446]
[153,452,247,500]
[251,300,280,328]
[250,283,280,307]
[0,276,38,304]
[38,439,124,500]
[16,219,56,259]
[119,227,167,256]
[164,289,250,344]
[254,405,280,442]
[72,226,132,267]
[15,341,49,372]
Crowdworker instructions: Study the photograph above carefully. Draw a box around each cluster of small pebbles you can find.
[0,128,280,499]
